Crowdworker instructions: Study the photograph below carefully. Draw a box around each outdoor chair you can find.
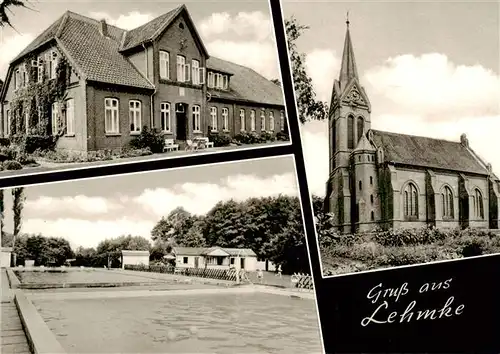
[164,138,179,152]
[200,137,214,148]
[185,140,198,151]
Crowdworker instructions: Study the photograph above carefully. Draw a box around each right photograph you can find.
[282,1,500,277]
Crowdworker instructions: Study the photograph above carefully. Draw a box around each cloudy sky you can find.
[2,156,300,249]
[283,1,500,195]
[0,0,279,80]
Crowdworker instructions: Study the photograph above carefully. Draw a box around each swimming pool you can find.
[34,292,322,353]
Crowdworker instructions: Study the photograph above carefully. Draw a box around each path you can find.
[1,269,31,354]
[0,141,288,178]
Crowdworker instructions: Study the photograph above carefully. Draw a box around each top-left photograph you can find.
[0,0,289,177]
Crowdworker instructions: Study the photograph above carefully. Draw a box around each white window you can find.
[210,107,217,131]
[66,99,75,135]
[51,102,59,135]
[269,111,275,131]
[14,69,20,90]
[49,51,58,79]
[199,67,205,85]
[159,51,170,80]
[176,55,190,83]
[208,71,214,88]
[222,75,228,90]
[213,73,226,90]
[214,73,219,89]
[5,110,10,136]
[192,60,200,85]
[192,105,201,132]
[250,110,256,131]
[129,100,141,133]
[160,102,171,132]
[240,109,245,131]
[37,57,44,83]
[222,107,229,131]
[260,110,266,131]
[25,110,29,134]
[105,98,119,134]
[280,111,285,131]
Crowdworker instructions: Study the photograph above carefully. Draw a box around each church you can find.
[325,19,500,234]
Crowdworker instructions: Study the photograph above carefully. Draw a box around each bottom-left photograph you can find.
[0,155,322,354]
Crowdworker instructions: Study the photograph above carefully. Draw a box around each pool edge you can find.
[14,289,67,354]
[7,268,21,289]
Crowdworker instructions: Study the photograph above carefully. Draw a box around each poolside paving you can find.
[1,269,31,354]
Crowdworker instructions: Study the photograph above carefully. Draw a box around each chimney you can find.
[99,19,108,37]
[460,133,469,148]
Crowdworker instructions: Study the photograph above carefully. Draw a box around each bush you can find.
[260,131,276,142]
[129,126,165,153]
[11,135,57,154]
[276,131,289,141]
[208,132,232,147]
[3,160,23,170]
[234,132,262,144]
[0,146,16,162]
[0,138,10,147]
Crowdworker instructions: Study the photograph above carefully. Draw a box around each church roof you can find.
[371,130,490,175]
[339,19,359,92]
[354,131,375,152]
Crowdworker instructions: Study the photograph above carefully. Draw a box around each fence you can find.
[292,273,314,290]
[124,264,242,282]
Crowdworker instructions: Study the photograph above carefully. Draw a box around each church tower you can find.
[325,16,373,233]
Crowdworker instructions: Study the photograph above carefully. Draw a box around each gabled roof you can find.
[7,11,154,90]
[371,130,490,175]
[120,4,209,57]
[206,57,284,107]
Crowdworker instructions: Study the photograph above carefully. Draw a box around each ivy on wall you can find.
[9,54,70,142]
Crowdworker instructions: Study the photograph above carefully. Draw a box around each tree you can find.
[151,207,206,248]
[0,0,30,29]
[285,17,328,123]
[11,187,25,266]
[203,200,248,247]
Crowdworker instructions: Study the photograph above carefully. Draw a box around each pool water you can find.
[15,269,163,284]
[35,292,322,353]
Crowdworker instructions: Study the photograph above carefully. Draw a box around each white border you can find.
[0,0,294,181]
[6,153,325,353]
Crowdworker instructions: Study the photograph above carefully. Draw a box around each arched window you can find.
[441,186,454,218]
[347,115,354,149]
[371,211,375,221]
[473,189,484,219]
[370,176,373,185]
[370,194,374,204]
[357,117,364,143]
[404,182,418,218]
[359,180,362,191]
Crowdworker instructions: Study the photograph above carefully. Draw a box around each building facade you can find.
[121,250,150,269]
[0,5,286,152]
[173,246,258,271]
[325,20,500,233]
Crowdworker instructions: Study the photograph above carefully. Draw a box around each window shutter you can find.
[199,67,205,85]
[184,63,191,82]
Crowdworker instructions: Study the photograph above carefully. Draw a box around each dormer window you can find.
[207,71,229,90]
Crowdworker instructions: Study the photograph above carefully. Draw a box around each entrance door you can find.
[194,257,199,269]
[240,258,245,270]
[176,103,187,140]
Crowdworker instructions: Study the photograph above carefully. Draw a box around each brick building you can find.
[0,5,286,152]
[325,20,500,233]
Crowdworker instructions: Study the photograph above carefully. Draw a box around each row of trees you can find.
[0,187,26,266]
[1,194,311,274]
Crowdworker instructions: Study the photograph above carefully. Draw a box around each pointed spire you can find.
[339,12,359,90]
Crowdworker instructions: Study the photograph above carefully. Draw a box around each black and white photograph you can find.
[0,155,323,354]
[282,1,500,277]
[0,0,289,178]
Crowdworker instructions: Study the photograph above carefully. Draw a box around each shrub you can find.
[260,131,275,142]
[3,160,23,170]
[129,126,165,153]
[16,153,38,166]
[11,135,57,154]
[0,138,10,147]
[276,131,289,141]
[208,132,232,147]
[0,146,16,162]
[234,131,263,144]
